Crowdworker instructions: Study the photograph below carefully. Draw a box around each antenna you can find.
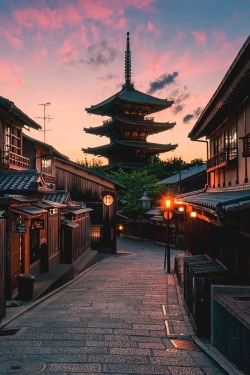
[35,102,53,142]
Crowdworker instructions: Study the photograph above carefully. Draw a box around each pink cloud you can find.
[14,4,82,30]
[0,28,24,48]
[115,17,127,30]
[58,27,87,64]
[79,0,115,24]
[192,31,207,45]
[0,60,24,95]
[174,29,185,43]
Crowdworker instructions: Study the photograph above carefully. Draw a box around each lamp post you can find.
[102,192,116,253]
[163,196,172,273]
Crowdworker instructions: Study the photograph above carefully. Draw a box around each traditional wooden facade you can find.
[176,35,250,285]
[0,170,59,298]
[0,96,41,171]
[55,158,124,252]
[83,32,177,170]
[23,134,69,186]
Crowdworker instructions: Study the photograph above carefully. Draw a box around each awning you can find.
[3,194,37,203]
[12,205,47,215]
[61,219,79,229]
[68,208,93,215]
[177,189,250,212]
[37,199,67,208]
[176,188,250,225]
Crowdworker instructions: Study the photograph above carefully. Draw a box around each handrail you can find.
[0,150,29,170]
[207,148,237,168]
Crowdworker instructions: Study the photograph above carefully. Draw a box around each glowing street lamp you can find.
[163,195,173,273]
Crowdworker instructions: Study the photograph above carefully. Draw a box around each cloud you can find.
[13,4,82,30]
[147,72,178,94]
[85,41,118,67]
[192,31,207,45]
[0,28,24,48]
[99,73,117,81]
[172,104,184,115]
[183,114,194,123]
[183,107,203,123]
[0,59,24,95]
[169,87,190,114]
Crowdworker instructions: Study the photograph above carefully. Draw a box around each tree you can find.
[110,169,168,218]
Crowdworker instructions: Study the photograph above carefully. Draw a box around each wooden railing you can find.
[41,172,56,185]
[207,148,237,169]
[0,150,29,170]
[242,134,250,157]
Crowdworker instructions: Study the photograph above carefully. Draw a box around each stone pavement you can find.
[0,237,244,374]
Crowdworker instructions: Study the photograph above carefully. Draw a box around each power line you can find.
[35,102,53,142]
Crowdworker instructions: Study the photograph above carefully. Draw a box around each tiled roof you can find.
[23,134,69,160]
[83,140,177,154]
[43,190,70,204]
[177,188,250,212]
[84,119,176,136]
[159,164,207,185]
[189,36,250,140]
[86,85,173,116]
[0,170,53,192]
[0,96,41,130]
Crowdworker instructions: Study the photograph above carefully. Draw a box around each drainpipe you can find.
[244,107,248,183]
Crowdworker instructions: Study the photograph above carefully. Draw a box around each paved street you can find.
[0,237,228,374]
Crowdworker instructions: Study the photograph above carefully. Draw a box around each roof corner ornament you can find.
[125,32,131,85]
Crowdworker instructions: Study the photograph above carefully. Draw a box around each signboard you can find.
[31,219,44,229]
[164,211,173,220]
[14,222,27,234]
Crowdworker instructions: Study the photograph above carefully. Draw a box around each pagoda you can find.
[83,32,178,171]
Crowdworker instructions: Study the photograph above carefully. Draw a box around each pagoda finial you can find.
[125,32,131,85]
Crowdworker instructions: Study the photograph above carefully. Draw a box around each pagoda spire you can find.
[125,32,131,85]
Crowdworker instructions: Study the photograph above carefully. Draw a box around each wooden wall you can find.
[0,219,5,321]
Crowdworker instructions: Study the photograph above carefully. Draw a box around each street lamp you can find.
[163,195,173,272]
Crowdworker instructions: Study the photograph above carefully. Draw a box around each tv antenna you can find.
[35,102,53,142]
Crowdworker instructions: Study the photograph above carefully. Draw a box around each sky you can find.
[1,0,249,165]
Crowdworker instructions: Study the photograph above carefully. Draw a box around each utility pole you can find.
[35,102,53,142]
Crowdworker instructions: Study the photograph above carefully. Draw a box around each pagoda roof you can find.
[85,84,173,116]
[82,140,177,157]
[84,118,176,136]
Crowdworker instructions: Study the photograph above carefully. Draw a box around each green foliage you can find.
[76,157,103,169]
[110,169,168,218]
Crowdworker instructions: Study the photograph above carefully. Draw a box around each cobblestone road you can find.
[0,237,227,374]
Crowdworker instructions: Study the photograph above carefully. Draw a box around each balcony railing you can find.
[241,134,250,157]
[41,172,56,185]
[0,150,29,170]
[207,148,237,169]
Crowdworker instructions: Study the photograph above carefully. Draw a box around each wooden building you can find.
[0,170,58,298]
[23,133,69,186]
[54,158,125,252]
[176,35,250,285]
[83,32,177,171]
[0,96,41,171]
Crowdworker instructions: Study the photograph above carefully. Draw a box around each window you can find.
[4,123,21,155]
[214,122,237,158]
[214,133,224,154]
[42,157,52,174]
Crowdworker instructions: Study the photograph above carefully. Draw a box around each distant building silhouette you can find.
[83,32,177,171]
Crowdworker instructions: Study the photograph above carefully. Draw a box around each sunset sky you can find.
[1,0,249,164]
